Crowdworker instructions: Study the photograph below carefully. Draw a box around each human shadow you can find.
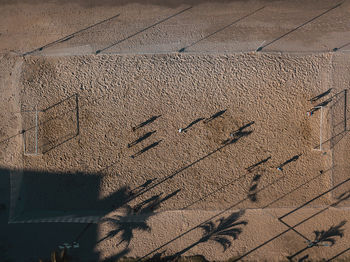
[98,190,181,246]
[179,117,205,133]
[170,210,247,259]
[277,154,301,171]
[132,115,161,131]
[130,178,157,195]
[230,121,255,137]
[129,128,255,218]
[96,6,192,54]
[308,98,333,116]
[257,2,342,51]
[333,42,350,52]
[22,13,121,56]
[204,109,226,124]
[246,156,271,173]
[222,121,254,145]
[309,88,333,103]
[128,131,156,148]
[178,6,265,52]
[286,220,347,261]
[131,140,162,158]
[247,174,262,202]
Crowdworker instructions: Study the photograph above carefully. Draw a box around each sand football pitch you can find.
[1,1,350,261]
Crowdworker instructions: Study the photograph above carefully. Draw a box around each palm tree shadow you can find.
[199,210,248,250]
[168,210,248,259]
[287,220,347,261]
[312,220,347,246]
[98,190,181,247]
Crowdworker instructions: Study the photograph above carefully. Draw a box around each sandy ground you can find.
[1,1,350,262]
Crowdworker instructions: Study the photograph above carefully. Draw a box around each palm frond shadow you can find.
[287,220,347,261]
[199,210,248,251]
[168,210,247,259]
[312,220,347,246]
[98,190,180,246]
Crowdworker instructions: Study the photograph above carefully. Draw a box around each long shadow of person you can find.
[132,115,161,131]
[309,89,332,103]
[277,154,302,171]
[131,140,162,158]
[204,110,227,124]
[179,117,205,133]
[128,131,156,148]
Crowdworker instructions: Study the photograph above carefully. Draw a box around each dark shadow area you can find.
[4,167,131,261]
[178,6,264,52]
[4,166,170,261]
[22,13,121,56]
[309,88,333,103]
[179,117,205,133]
[256,2,342,51]
[333,42,350,52]
[286,221,346,261]
[131,140,162,158]
[128,131,156,148]
[96,6,192,54]
[204,109,226,124]
[9,168,132,222]
[276,154,301,171]
[132,115,161,131]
